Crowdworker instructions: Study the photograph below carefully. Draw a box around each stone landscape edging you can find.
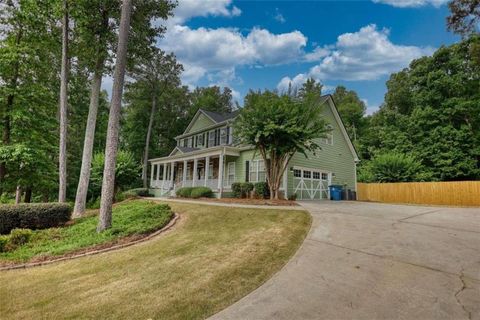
[0,212,180,272]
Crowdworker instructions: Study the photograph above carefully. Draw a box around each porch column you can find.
[204,156,210,187]
[150,163,154,187]
[170,162,175,187]
[162,163,167,189]
[192,158,198,187]
[156,163,160,182]
[182,160,187,186]
[218,153,224,193]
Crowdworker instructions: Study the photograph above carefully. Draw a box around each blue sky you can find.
[155,0,459,114]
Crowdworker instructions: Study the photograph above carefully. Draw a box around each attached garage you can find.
[292,167,332,200]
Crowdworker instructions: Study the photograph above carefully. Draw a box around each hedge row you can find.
[176,187,213,199]
[0,203,72,234]
[121,188,153,198]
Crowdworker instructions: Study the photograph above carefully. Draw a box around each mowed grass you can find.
[0,200,173,263]
[0,201,311,320]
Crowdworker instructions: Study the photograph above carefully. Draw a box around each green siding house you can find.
[148,95,359,200]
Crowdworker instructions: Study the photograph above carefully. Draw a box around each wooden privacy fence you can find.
[357,181,480,207]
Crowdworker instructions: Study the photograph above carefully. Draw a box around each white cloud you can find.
[277,74,308,92]
[362,98,380,115]
[171,0,241,24]
[304,46,330,62]
[160,25,307,85]
[372,0,448,7]
[277,24,434,90]
[274,8,286,23]
[311,24,434,81]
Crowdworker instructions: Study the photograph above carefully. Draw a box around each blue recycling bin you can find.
[329,185,343,201]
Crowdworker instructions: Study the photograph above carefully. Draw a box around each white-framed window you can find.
[220,127,228,145]
[228,127,233,144]
[187,137,193,148]
[249,159,266,182]
[226,162,235,185]
[293,169,302,178]
[196,133,204,147]
[323,125,333,145]
[321,172,328,180]
[313,172,320,180]
[208,130,215,147]
[182,139,187,147]
[303,170,311,179]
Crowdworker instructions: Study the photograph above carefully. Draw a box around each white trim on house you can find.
[181,109,217,135]
[149,146,240,164]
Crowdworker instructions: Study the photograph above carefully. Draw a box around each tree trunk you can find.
[58,0,69,203]
[72,58,104,218]
[97,0,132,232]
[0,29,22,193]
[15,186,22,204]
[24,187,32,203]
[142,90,157,188]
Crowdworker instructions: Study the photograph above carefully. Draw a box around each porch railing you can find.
[151,178,231,191]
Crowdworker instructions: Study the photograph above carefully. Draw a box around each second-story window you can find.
[215,128,221,146]
[183,139,187,147]
[208,130,215,147]
[220,127,228,145]
[197,133,204,147]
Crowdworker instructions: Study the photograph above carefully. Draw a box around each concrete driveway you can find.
[211,201,480,320]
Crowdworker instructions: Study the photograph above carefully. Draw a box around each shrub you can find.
[0,235,8,252]
[254,182,269,199]
[232,182,254,198]
[241,182,254,198]
[89,150,141,200]
[86,197,101,210]
[0,203,71,234]
[366,152,424,183]
[176,187,193,198]
[122,188,152,199]
[9,228,32,247]
[231,183,242,198]
[288,193,297,201]
[190,187,213,199]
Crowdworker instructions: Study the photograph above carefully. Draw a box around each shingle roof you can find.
[177,146,199,153]
[201,109,240,123]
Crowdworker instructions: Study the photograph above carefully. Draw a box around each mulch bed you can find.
[192,197,299,206]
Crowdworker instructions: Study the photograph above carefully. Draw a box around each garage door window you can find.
[293,169,301,177]
[303,170,311,178]
[313,172,320,180]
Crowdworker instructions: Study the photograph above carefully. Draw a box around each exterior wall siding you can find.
[287,102,356,197]
[186,113,215,133]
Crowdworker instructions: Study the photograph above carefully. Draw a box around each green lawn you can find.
[0,201,311,320]
[0,200,173,263]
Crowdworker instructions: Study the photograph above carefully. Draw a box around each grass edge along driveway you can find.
[0,201,311,320]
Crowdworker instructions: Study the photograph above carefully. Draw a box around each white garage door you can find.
[293,167,332,200]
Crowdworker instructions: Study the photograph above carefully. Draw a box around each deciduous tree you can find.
[235,82,328,199]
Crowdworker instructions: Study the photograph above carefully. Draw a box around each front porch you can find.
[149,147,239,197]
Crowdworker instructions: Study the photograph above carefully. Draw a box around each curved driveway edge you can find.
[210,201,480,320]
